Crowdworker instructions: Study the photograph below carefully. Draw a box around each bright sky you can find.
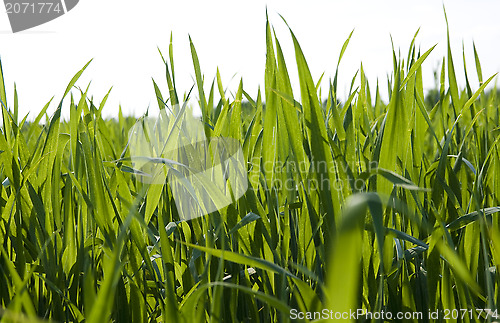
[1,0,499,120]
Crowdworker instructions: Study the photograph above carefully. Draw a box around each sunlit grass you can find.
[0,14,499,323]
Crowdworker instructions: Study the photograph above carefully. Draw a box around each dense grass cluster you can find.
[0,16,499,322]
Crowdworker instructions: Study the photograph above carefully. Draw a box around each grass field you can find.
[0,15,499,322]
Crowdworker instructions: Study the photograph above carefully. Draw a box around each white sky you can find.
[1,0,499,120]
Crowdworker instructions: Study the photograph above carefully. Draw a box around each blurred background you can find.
[1,0,499,119]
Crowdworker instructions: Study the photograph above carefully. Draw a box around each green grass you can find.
[0,16,499,322]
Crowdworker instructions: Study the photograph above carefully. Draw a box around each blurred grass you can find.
[0,15,499,323]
